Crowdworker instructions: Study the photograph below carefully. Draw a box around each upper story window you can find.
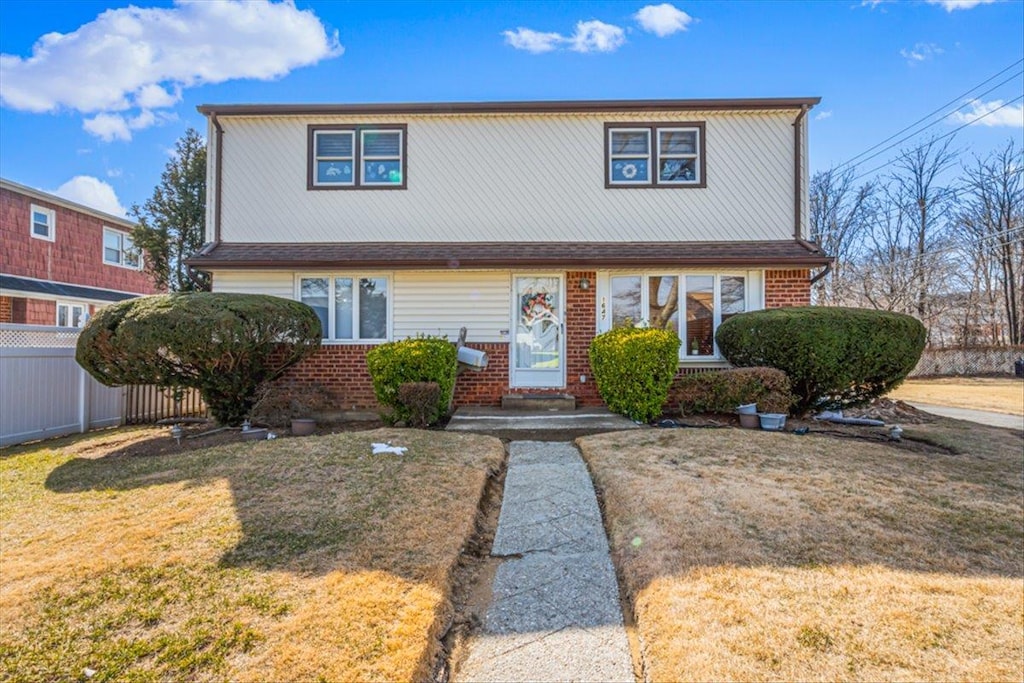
[308,124,406,190]
[605,122,705,188]
[30,204,55,241]
[103,227,141,270]
[298,274,390,342]
[603,272,750,359]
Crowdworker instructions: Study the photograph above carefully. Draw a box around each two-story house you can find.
[1,179,160,326]
[188,98,831,410]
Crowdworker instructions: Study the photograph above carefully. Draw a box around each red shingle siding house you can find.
[1,179,160,325]
[188,98,831,409]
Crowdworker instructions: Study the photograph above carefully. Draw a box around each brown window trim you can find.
[604,121,707,189]
[307,123,408,191]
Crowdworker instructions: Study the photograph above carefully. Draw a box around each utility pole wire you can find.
[832,58,1024,173]
[849,94,1024,184]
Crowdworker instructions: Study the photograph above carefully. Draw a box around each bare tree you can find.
[808,167,874,305]
[956,140,1024,344]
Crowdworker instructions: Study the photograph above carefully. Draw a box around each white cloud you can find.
[634,4,694,37]
[503,28,564,54]
[948,99,1024,128]
[51,176,128,217]
[815,110,833,121]
[504,18,627,54]
[0,0,341,141]
[926,0,996,11]
[569,20,626,53]
[900,42,943,63]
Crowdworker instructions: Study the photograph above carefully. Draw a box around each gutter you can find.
[793,104,810,239]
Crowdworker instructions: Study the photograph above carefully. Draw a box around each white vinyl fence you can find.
[0,324,123,447]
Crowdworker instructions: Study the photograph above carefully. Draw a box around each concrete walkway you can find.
[456,441,633,683]
[909,402,1024,431]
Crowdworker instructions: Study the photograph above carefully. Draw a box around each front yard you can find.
[0,427,504,682]
[579,420,1024,682]
[887,377,1023,415]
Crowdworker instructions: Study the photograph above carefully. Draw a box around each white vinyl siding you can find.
[210,269,511,344]
[210,270,296,298]
[216,111,797,243]
[393,271,510,343]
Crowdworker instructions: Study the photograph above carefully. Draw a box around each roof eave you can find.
[196,97,822,118]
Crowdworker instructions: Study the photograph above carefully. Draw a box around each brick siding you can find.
[765,269,811,308]
[269,267,813,411]
[0,296,10,323]
[1,186,160,295]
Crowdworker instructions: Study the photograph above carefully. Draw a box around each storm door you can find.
[510,275,565,388]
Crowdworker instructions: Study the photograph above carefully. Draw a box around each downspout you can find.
[809,261,831,285]
[792,104,809,240]
[211,113,224,245]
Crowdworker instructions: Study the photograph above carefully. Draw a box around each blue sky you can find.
[1,0,1021,217]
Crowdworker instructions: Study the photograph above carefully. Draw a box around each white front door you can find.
[510,275,565,388]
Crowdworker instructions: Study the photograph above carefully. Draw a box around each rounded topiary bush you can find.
[365,336,457,426]
[589,326,681,423]
[715,306,926,414]
[76,293,322,425]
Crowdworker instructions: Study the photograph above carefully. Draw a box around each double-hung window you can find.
[604,272,751,359]
[103,227,141,269]
[309,124,406,189]
[30,204,55,241]
[299,275,390,342]
[606,122,705,188]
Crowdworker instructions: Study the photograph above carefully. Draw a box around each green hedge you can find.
[365,337,457,425]
[589,326,681,423]
[675,367,794,415]
[715,306,926,414]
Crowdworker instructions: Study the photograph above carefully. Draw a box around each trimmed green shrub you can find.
[76,293,322,426]
[365,337,457,425]
[589,326,681,423]
[715,306,926,414]
[398,382,442,428]
[675,367,794,416]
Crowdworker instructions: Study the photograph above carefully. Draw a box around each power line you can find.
[849,94,1024,183]
[832,58,1024,173]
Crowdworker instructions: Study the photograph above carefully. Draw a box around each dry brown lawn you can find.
[579,421,1024,682]
[887,377,1023,415]
[0,427,504,682]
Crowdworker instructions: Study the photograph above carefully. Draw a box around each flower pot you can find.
[290,418,316,436]
[758,413,787,431]
[736,403,757,415]
[738,413,760,429]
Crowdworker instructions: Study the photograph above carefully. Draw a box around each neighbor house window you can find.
[30,204,55,241]
[309,125,406,189]
[56,302,87,328]
[103,227,141,269]
[605,122,705,188]
[299,275,390,342]
[604,273,748,359]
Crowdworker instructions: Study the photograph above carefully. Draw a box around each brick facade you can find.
[765,269,811,308]
[0,296,10,323]
[271,268,812,411]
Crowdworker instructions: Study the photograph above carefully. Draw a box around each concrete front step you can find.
[446,407,638,437]
[501,393,577,411]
